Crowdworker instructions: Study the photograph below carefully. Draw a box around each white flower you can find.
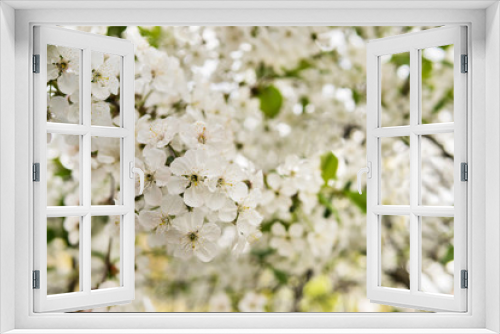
[167,149,221,207]
[270,223,305,257]
[208,293,232,312]
[91,101,113,127]
[307,220,336,258]
[165,210,221,262]
[238,292,267,312]
[47,96,78,124]
[91,52,120,101]
[219,188,263,235]
[138,194,187,234]
[47,45,80,95]
[63,216,80,246]
[137,147,171,206]
[137,116,180,148]
[179,120,227,151]
[205,163,248,210]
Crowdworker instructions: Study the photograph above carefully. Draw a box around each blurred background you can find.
[45,26,455,312]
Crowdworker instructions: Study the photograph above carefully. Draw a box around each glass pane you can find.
[47,134,80,206]
[380,52,410,127]
[421,45,454,124]
[47,45,81,124]
[91,215,121,290]
[380,215,410,290]
[91,137,121,205]
[421,217,454,295]
[47,216,80,294]
[381,136,410,205]
[421,133,454,206]
[91,51,121,127]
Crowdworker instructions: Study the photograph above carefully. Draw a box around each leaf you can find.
[272,267,289,284]
[107,26,127,38]
[440,245,454,265]
[320,151,339,183]
[51,158,72,180]
[345,190,367,213]
[257,85,283,118]
[137,26,163,48]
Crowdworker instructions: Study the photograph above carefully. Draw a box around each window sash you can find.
[32,26,136,313]
[366,25,468,312]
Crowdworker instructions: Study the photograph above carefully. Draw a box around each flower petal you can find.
[195,241,217,262]
[167,176,189,195]
[161,194,186,216]
[144,184,162,207]
[201,223,221,242]
[138,210,162,230]
[183,185,205,208]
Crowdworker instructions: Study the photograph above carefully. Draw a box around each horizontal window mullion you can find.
[411,206,454,217]
[412,123,454,135]
[90,205,130,216]
[46,123,88,136]
[373,205,411,215]
[372,126,411,137]
[46,206,89,217]
[90,126,130,138]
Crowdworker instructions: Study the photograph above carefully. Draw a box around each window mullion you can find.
[409,47,420,294]
[81,47,92,294]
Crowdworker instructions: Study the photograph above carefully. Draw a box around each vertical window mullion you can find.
[81,47,92,293]
[409,47,420,294]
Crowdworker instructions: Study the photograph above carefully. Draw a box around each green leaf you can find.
[345,190,367,213]
[51,158,72,180]
[137,26,163,48]
[440,245,454,265]
[257,85,283,119]
[320,151,339,183]
[106,26,127,38]
[271,267,289,284]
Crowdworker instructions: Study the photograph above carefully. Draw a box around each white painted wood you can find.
[33,26,135,313]
[366,26,467,312]
[9,5,488,333]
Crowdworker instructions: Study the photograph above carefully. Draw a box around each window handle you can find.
[129,161,145,195]
[357,161,372,195]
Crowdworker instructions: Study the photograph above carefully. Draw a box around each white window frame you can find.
[1,1,499,333]
[365,26,467,312]
[33,26,136,313]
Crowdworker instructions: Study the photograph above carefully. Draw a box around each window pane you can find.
[47,216,80,294]
[47,45,81,124]
[421,133,454,206]
[91,137,121,205]
[380,215,410,290]
[47,134,80,206]
[91,215,121,290]
[380,52,410,127]
[381,136,410,205]
[421,217,454,295]
[91,51,121,127]
[421,45,454,124]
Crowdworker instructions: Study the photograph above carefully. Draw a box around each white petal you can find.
[183,185,205,208]
[201,223,221,242]
[205,190,226,210]
[138,211,162,230]
[167,176,189,195]
[289,224,304,238]
[144,185,162,207]
[228,182,248,203]
[266,173,282,190]
[161,194,186,216]
[144,147,167,171]
[271,223,287,237]
[155,166,171,187]
[58,72,79,95]
[165,229,185,245]
[195,241,217,262]
[218,200,237,222]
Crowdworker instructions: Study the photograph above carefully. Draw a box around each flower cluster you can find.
[45,26,455,312]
